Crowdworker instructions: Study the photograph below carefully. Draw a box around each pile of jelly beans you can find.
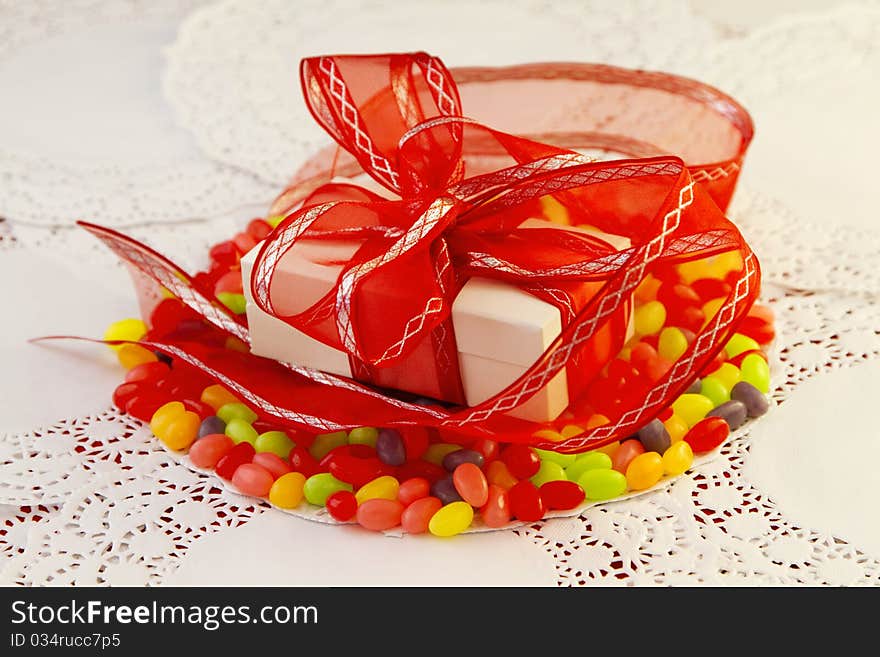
[104,216,775,537]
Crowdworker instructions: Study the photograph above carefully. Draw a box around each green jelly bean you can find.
[225,418,258,446]
[725,332,760,358]
[347,426,379,448]
[303,473,352,506]
[535,448,576,468]
[255,430,295,458]
[565,451,612,482]
[578,468,627,501]
[309,431,349,460]
[671,393,715,428]
[740,353,770,393]
[530,460,567,488]
[700,376,731,407]
[217,402,258,425]
[217,291,247,315]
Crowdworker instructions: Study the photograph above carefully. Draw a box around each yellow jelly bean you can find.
[662,441,694,476]
[713,251,743,277]
[625,452,663,490]
[355,475,400,505]
[663,414,689,443]
[658,327,688,361]
[725,333,760,358]
[150,401,185,438]
[348,427,379,448]
[267,215,285,228]
[200,384,240,411]
[701,298,725,326]
[671,393,714,428]
[423,443,461,466]
[595,441,620,456]
[540,194,571,225]
[104,318,147,351]
[677,258,712,284]
[161,411,201,451]
[708,362,741,392]
[586,414,610,429]
[117,343,158,370]
[428,501,474,537]
[634,274,662,303]
[634,301,666,336]
[308,431,349,460]
[532,429,564,442]
[269,472,306,509]
[560,424,584,439]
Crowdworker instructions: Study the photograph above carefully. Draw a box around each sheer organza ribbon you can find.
[79,52,759,452]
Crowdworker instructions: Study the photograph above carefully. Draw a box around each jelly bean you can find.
[530,460,567,488]
[611,439,645,473]
[661,441,693,476]
[246,218,272,240]
[232,463,274,497]
[398,477,430,506]
[268,472,306,509]
[117,344,158,370]
[508,481,546,521]
[657,283,701,317]
[658,406,674,421]
[452,463,489,507]
[634,300,666,336]
[395,460,446,484]
[431,476,463,505]
[725,333,760,358]
[741,353,770,393]
[595,441,620,457]
[625,452,663,490]
[634,274,662,303]
[401,496,443,534]
[534,448,576,468]
[637,419,671,454]
[215,442,255,480]
[347,426,379,448]
[532,429,564,443]
[586,413,610,429]
[104,318,147,350]
[707,400,748,430]
[214,270,243,295]
[428,501,474,537]
[658,327,688,361]
[686,379,702,394]
[700,376,731,407]
[442,448,484,472]
[578,468,627,500]
[356,498,404,531]
[630,342,659,371]
[252,452,292,479]
[326,490,358,522]
[677,306,706,334]
[472,439,500,462]
[288,446,321,478]
[565,451,612,482]
[376,428,407,466]
[217,402,258,425]
[671,393,714,428]
[683,416,730,453]
[738,315,775,345]
[150,401,185,438]
[708,362,742,391]
[400,427,430,461]
[701,298,725,324]
[225,418,258,446]
[266,215,284,228]
[731,381,769,417]
[112,382,141,411]
[125,389,169,422]
[540,480,586,510]
[486,460,518,490]
[691,277,731,302]
[233,231,257,254]
[124,361,169,384]
[255,430,295,458]
[355,475,400,504]
[161,411,201,451]
[188,433,233,469]
[217,292,246,315]
[182,399,214,420]
[480,485,511,528]
[326,447,387,488]
[663,414,689,443]
[728,348,768,369]
[309,431,349,460]
[303,473,352,506]
[702,349,728,377]
[501,444,541,479]
[422,443,461,466]
[209,240,239,268]
[200,384,240,411]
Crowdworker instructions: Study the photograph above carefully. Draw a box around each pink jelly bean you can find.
[397,477,430,506]
[231,463,274,497]
[252,452,292,479]
[356,499,404,532]
[188,434,234,469]
[452,463,489,507]
[401,496,443,534]
[480,485,511,528]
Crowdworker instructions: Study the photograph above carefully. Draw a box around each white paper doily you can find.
[0,0,276,226]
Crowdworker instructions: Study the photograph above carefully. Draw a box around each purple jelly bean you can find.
[637,419,671,454]
[731,381,769,418]
[707,400,748,430]
[376,428,406,466]
[198,415,226,439]
[686,378,702,394]
[442,448,485,472]
[430,476,462,505]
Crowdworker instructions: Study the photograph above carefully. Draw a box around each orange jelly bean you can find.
[200,384,240,411]
[486,460,518,490]
[401,496,443,534]
[356,499,405,532]
[398,477,430,506]
[452,463,489,507]
[231,463,274,497]
[117,344,158,370]
[625,452,664,490]
[188,433,233,468]
[480,485,511,528]
[611,439,645,473]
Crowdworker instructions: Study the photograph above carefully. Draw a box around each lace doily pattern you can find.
[0,0,276,227]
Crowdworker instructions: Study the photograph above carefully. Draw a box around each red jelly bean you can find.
[501,444,541,479]
[401,496,442,534]
[658,282,701,318]
[214,270,243,295]
[398,477,430,506]
[691,277,732,302]
[252,452,292,479]
[124,361,170,384]
[246,218,272,241]
[472,439,499,463]
[508,481,546,522]
[684,417,730,453]
[642,356,672,384]
[209,240,239,268]
[395,460,446,484]
[737,315,775,345]
[216,442,256,480]
[189,434,234,469]
[233,231,257,255]
[326,490,358,522]
[323,445,388,487]
[125,390,169,422]
[540,480,586,510]
[288,446,321,478]
[400,427,430,462]
[112,382,141,411]
[728,348,769,368]
[232,463,274,497]
[611,439,645,473]
[677,305,707,334]
[182,399,214,420]
[480,485,511,528]
[356,499,404,532]
[631,342,659,371]
[452,463,489,507]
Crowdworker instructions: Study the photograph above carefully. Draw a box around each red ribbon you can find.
[80,53,759,453]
